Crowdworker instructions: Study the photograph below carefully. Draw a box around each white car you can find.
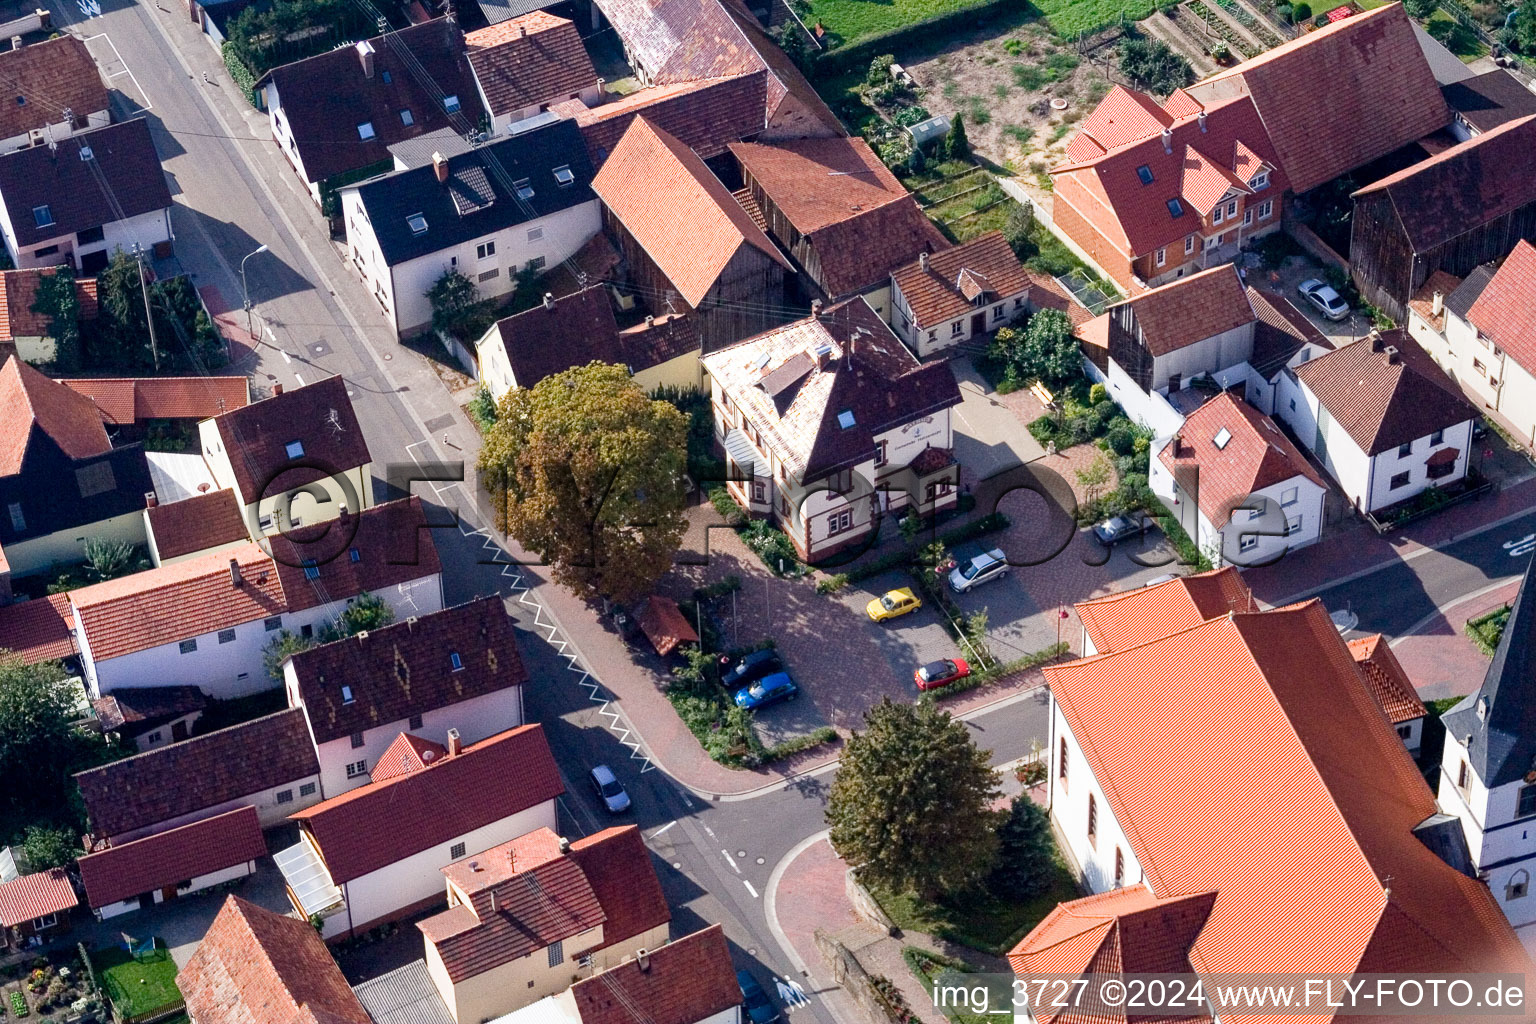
[1297,278,1351,322]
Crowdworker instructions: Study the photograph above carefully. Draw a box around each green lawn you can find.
[1426,9,1489,60]
[1033,0,1156,37]
[95,946,184,1020]
[873,862,1081,954]
[805,0,999,47]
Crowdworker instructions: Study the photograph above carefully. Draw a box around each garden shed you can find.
[907,114,950,150]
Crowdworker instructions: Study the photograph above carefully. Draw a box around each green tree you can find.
[1017,308,1080,389]
[427,269,487,339]
[773,23,811,74]
[30,266,81,372]
[90,250,153,370]
[990,796,1056,898]
[1514,3,1536,52]
[84,538,147,582]
[0,655,109,829]
[944,112,971,161]
[21,824,77,871]
[866,53,896,86]
[1002,201,1037,261]
[334,592,395,636]
[1118,38,1193,96]
[262,629,316,682]
[479,363,689,604]
[1401,0,1433,17]
[1289,0,1313,19]
[1075,452,1113,503]
[827,698,1001,899]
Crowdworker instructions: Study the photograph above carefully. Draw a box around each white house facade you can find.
[1048,697,1144,895]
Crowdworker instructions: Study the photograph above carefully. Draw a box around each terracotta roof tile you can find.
[370,732,449,783]
[1026,601,1527,998]
[1030,273,1095,329]
[75,708,319,840]
[1158,392,1327,524]
[1246,286,1331,377]
[592,118,790,308]
[486,286,623,389]
[569,825,671,952]
[146,490,250,561]
[0,355,110,476]
[287,597,526,746]
[618,312,702,371]
[0,35,107,141]
[1348,634,1428,725]
[634,595,698,656]
[421,827,606,983]
[571,924,739,1024]
[1119,264,1255,356]
[804,201,950,298]
[702,297,961,481]
[1293,329,1475,455]
[1465,239,1536,373]
[1075,566,1256,653]
[891,232,1033,328]
[212,374,370,502]
[591,0,762,85]
[60,376,250,424]
[1179,144,1251,215]
[0,868,76,928]
[269,496,442,614]
[293,724,563,884]
[1068,86,1172,162]
[69,543,283,661]
[465,13,599,119]
[1186,4,1449,194]
[0,268,99,341]
[79,806,267,909]
[552,73,770,164]
[715,0,843,137]
[179,895,371,1024]
[0,593,76,664]
[92,685,206,734]
[1442,70,1536,134]
[1407,270,1463,333]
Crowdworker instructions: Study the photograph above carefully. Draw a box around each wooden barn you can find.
[590,116,793,353]
[1349,115,1536,322]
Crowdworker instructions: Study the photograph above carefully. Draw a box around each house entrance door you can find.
[172,720,189,741]
[161,885,178,902]
[970,313,986,335]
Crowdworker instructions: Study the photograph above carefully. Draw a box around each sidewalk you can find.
[1390,578,1518,702]
[1242,476,1536,606]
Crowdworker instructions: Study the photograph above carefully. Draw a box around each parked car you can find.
[737,971,781,1024]
[721,649,783,691]
[866,587,923,621]
[589,764,631,813]
[1297,278,1351,321]
[914,658,971,691]
[948,549,1009,593]
[734,671,799,709]
[1093,514,1152,546]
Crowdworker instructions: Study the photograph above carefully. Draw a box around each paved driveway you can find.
[1257,255,1373,347]
[950,360,1045,480]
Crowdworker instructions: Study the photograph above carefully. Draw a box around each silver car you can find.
[1297,278,1350,321]
[948,548,1009,592]
[589,764,631,813]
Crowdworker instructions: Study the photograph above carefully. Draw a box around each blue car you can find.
[737,971,781,1024]
[734,671,799,710]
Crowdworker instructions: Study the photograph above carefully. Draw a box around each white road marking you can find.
[293,373,305,385]
[743,879,759,898]
[646,821,677,840]
[280,349,291,363]
[721,850,740,874]
[84,35,150,109]
[702,824,716,839]
[264,326,276,342]
[1506,533,1536,558]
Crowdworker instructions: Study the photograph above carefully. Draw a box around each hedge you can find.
[222,41,259,107]
[812,0,1016,75]
[1466,604,1511,656]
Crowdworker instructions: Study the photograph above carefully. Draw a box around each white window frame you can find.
[950,320,963,337]
[1212,205,1223,225]
[828,509,853,535]
[1285,514,1302,536]
[477,240,496,260]
[1155,247,1166,267]
[346,760,369,779]
[1184,234,1195,255]
[1259,199,1273,220]
[1280,486,1298,507]
[1243,208,1253,227]
[1252,170,1269,190]
[1239,534,1259,552]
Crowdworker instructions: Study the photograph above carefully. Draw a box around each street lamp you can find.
[240,244,269,339]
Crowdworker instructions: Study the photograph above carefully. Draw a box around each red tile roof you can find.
[1158,392,1327,524]
[571,924,740,1024]
[75,708,320,841]
[269,497,442,614]
[1067,85,1173,162]
[1407,270,1462,334]
[634,595,698,656]
[59,376,250,424]
[1179,144,1252,215]
[552,72,770,164]
[92,685,206,735]
[286,596,526,745]
[1348,633,1428,725]
[1186,4,1449,194]
[1120,264,1255,356]
[1026,601,1526,1001]
[0,868,77,928]
[146,490,251,561]
[464,13,600,119]
[1246,285,1331,376]
[179,895,371,1024]
[1465,239,1536,374]
[78,806,267,909]
[593,118,791,308]
[486,286,623,389]
[69,543,284,661]
[618,312,702,371]
[570,825,671,952]
[294,724,563,884]
[890,232,1033,328]
[1293,329,1476,455]
[0,36,107,142]
[370,732,448,783]
[1075,566,1256,653]
[0,593,76,664]
[0,268,100,341]
[211,374,371,501]
[421,827,607,983]
[0,355,110,476]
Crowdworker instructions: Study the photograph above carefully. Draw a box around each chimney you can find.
[272,382,284,396]
[1432,291,1445,318]
[447,727,462,757]
[559,835,570,853]
[1171,433,1183,458]
[1161,127,1172,154]
[518,22,526,36]
[1385,345,1400,365]
[432,151,449,184]
[637,950,651,972]
[356,40,375,78]
[145,491,158,508]
[810,299,823,317]
[469,860,481,872]
[644,314,654,326]
[490,891,498,912]
[919,251,929,272]
[1370,331,1384,352]
[229,559,243,587]
[542,292,555,311]
[1197,110,1207,133]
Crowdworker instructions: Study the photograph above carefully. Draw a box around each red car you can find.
[914,658,970,691]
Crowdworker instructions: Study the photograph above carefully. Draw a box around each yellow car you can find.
[867,587,922,622]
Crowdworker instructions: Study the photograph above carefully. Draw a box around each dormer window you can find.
[399,108,414,126]
[285,440,304,458]
[32,205,52,228]
[450,652,463,671]
[1136,165,1153,185]
[443,95,461,113]
[1166,198,1184,218]
[342,685,355,704]
[1251,170,1269,190]
[357,122,375,140]
[407,212,428,235]
[514,178,534,200]
[553,165,574,186]
[79,146,93,161]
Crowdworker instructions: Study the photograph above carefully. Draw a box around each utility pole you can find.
[135,245,160,372]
